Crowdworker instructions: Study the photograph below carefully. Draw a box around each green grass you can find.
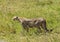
[0,0,60,42]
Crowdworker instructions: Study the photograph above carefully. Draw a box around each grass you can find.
[0,0,60,42]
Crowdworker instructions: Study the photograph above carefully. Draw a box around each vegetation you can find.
[0,0,60,42]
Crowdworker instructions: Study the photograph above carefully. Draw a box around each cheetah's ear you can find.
[16,16,18,18]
